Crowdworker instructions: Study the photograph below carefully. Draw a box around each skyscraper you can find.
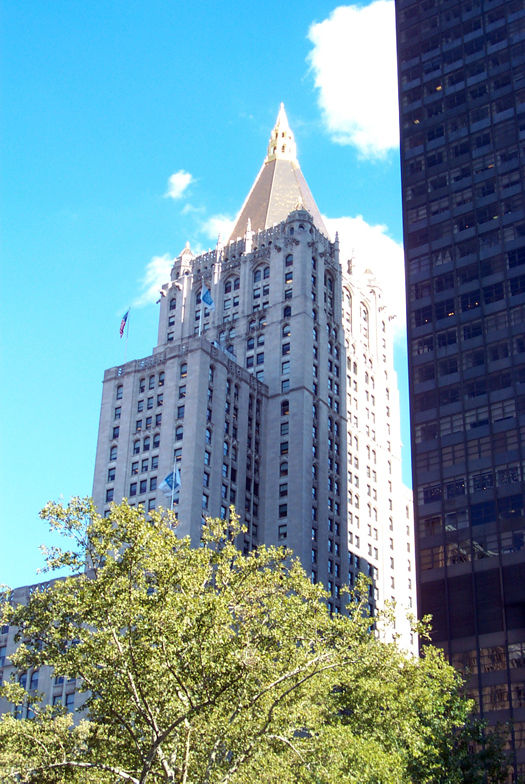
[92,105,415,646]
[395,0,525,773]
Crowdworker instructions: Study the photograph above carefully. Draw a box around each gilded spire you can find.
[266,103,297,163]
[227,103,327,241]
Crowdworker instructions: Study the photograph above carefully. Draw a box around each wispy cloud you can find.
[308,2,399,159]
[133,254,174,307]
[324,215,405,333]
[165,170,194,200]
[181,203,205,215]
[201,214,235,243]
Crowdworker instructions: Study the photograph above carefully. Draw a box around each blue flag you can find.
[160,465,181,497]
[201,285,215,311]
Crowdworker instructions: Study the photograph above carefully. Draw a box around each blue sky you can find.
[1,0,409,587]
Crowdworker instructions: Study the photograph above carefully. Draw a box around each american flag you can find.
[120,309,129,338]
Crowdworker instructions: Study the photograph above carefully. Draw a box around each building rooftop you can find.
[228,104,328,242]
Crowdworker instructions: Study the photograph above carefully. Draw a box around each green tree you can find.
[0,499,511,783]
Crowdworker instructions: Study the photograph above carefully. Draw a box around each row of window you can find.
[130,477,157,496]
[133,434,160,452]
[420,463,522,505]
[412,304,525,357]
[413,276,525,328]
[136,414,162,431]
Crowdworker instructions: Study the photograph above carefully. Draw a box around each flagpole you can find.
[171,455,177,510]
[124,307,130,364]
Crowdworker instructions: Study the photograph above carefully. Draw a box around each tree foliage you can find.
[0,499,512,783]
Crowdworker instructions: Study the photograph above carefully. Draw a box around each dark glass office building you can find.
[395,0,525,775]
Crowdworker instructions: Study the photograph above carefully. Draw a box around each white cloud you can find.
[324,215,405,333]
[165,170,194,200]
[308,2,399,158]
[133,254,174,307]
[201,214,235,243]
[181,203,205,215]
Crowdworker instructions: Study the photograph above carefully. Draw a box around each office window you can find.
[107,467,115,482]
[278,524,287,540]
[106,489,114,503]
[177,405,185,419]
[129,483,137,497]
[112,426,120,439]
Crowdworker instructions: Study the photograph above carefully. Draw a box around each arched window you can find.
[30,670,39,690]
[283,305,291,319]
[133,441,140,455]
[143,437,150,451]
[280,461,288,476]
[180,363,187,378]
[225,279,232,294]
[139,377,146,392]
[254,269,262,283]
[281,400,289,416]
[116,384,123,400]
[282,323,290,337]
[233,277,240,290]
[175,426,184,442]
[153,433,160,448]
[169,298,176,311]
[205,428,211,444]
[263,266,269,279]
[285,254,293,267]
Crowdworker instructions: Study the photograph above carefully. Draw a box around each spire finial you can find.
[266,103,297,163]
